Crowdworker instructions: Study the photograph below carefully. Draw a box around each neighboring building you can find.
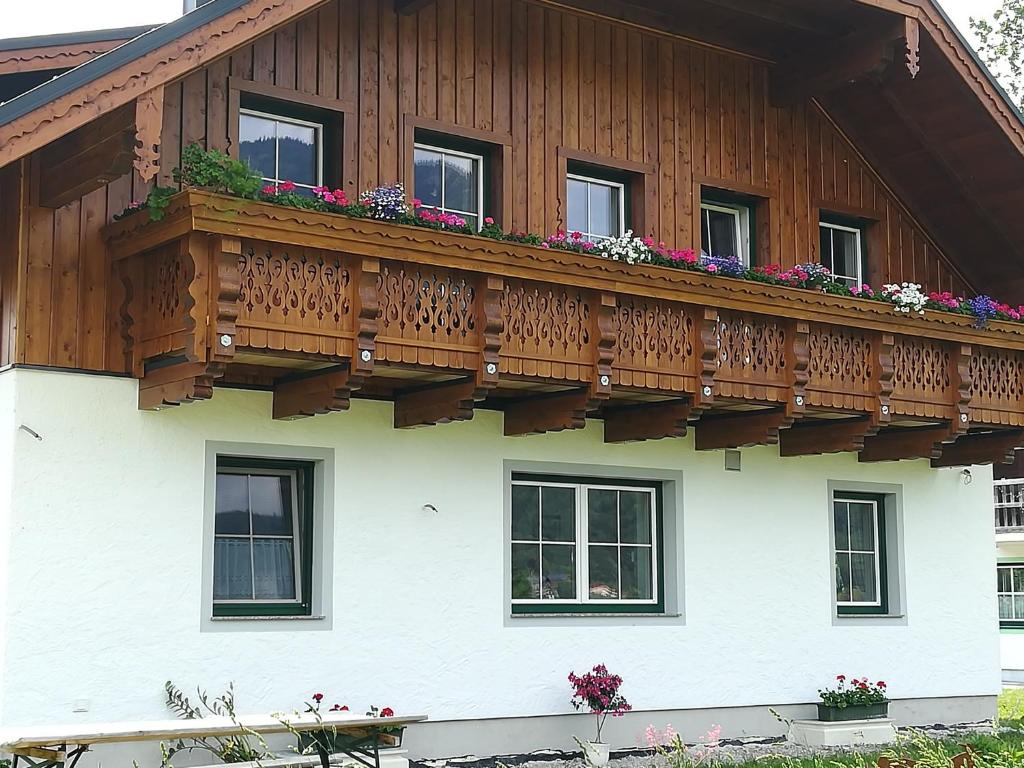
[995,453,1024,683]
[1,0,1024,761]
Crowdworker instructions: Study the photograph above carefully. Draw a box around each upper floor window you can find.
[567,174,625,243]
[240,108,323,194]
[414,143,485,230]
[701,199,750,264]
[820,218,864,289]
[213,458,314,617]
[510,474,663,615]
[833,493,888,615]
[999,564,1024,628]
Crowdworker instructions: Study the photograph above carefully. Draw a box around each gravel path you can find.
[416,721,994,768]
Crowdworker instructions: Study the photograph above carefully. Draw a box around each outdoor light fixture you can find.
[961,469,973,485]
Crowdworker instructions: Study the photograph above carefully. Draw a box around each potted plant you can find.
[297,695,405,756]
[817,675,889,721]
[568,665,632,766]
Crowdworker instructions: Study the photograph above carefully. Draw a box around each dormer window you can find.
[239,108,323,194]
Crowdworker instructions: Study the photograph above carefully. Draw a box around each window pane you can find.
[239,113,277,179]
[706,209,738,258]
[277,121,318,186]
[252,538,296,600]
[836,553,852,603]
[620,546,653,600]
[1000,595,1014,620]
[588,545,619,600]
[567,179,588,234]
[619,491,651,544]
[215,473,250,535]
[414,148,443,207]
[588,489,618,543]
[829,227,859,281]
[443,154,478,214]
[460,214,478,230]
[214,538,253,600]
[512,485,540,541]
[833,502,849,551]
[541,486,576,542]
[701,210,712,256]
[249,474,293,535]
[588,183,617,239]
[512,544,541,599]
[1015,568,1024,593]
[542,544,576,599]
[1015,595,1024,621]
[819,226,833,272]
[850,553,877,603]
[1000,568,1013,593]
[848,502,875,551]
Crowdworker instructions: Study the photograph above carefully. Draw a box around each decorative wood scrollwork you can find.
[501,279,592,381]
[715,311,788,400]
[969,346,1024,426]
[133,85,163,182]
[806,325,874,408]
[614,297,695,391]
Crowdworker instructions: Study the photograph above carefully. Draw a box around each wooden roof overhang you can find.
[0,26,157,76]
[104,190,1024,465]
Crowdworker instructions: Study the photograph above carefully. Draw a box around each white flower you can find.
[882,282,927,316]
[597,231,653,265]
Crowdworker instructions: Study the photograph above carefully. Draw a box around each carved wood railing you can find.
[105,191,1024,465]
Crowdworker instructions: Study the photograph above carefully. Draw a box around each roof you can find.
[0,25,159,53]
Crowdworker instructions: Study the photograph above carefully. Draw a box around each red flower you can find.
[836,675,846,682]
[280,181,297,192]
[380,707,395,718]
[329,704,350,712]
[877,681,886,688]
[313,693,324,703]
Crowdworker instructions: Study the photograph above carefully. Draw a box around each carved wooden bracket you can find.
[905,17,921,79]
[780,416,877,457]
[694,307,719,412]
[133,85,164,183]
[695,407,793,450]
[604,400,692,443]
[860,423,960,463]
[393,276,504,428]
[932,429,1024,468]
[273,366,362,420]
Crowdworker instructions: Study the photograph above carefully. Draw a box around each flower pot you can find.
[581,741,611,767]
[816,702,889,721]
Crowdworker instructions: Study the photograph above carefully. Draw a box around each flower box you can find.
[815,702,889,722]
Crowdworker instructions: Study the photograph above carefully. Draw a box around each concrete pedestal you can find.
[789,718,897,747]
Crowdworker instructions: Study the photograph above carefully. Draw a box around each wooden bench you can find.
[0,713,427,768]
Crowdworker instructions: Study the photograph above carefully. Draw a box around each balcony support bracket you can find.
[273,366,363,420]
[780,416,879,457]
[603,399,692,443]
[932,429,1024,468]
[695,407,794,450]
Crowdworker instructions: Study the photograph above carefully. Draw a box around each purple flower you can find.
[967,295,997,328]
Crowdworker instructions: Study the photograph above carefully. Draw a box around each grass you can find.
[998,688,1024,730]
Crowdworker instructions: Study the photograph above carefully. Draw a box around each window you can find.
[413,143,485,230]
[999,564,1024,628]
[510,475,663,614]
[701,201,750,264]
[239,108,323,194]
[833,493,888,615]
[213,458,314,617]
[820,219,864,289]
[567,174,625,243]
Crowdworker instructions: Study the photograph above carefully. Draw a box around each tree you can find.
[971,1,1024,108]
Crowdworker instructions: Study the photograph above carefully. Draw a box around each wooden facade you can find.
[2,0,1024,463]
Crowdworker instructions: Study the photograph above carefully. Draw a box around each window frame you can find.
[509,473,665,615]
[700,199,751,265]
[566,172,627,243]
[833,492,889,616]
[413,141,487,231]
[998,562,1024,629]
[238,107,325,192]
[819,218,865,288]
[212,457,315,618]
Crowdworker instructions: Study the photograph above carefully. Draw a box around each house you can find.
[0,0,1022,761]
[994,454,1024,684]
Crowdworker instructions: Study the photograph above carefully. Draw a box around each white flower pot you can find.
[582,741,611,767]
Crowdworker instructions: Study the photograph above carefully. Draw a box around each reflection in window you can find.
[701,201,750,264]
[413,144,484,230]
[239,109,322,194]
[511,477,659,613]
[820,220,863,288]
[833,497,883,611]
[567,174,625,243]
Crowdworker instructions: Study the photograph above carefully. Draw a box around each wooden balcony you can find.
[104,190,1024,465]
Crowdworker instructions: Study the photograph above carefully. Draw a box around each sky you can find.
[0,0,1006,42]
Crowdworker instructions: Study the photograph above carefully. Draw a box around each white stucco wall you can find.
[0,371,15,717]
[0,368,1001,747]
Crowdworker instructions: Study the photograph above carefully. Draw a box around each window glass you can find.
[833,497,884,612]
[700,201,749,263]
[413,143,483,229]
[239,109,322,194]
[998,565,1024,624]
[820,221,863,288]
[213,463,311,616]
[566,175,624,243]
[511,478,660,613]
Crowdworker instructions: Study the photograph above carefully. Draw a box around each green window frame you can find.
[213,457,315,618]
[510,473,665,616]
[998,562,1024,629]
[833,492,888,616]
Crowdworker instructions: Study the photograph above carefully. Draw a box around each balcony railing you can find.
[996,479,1024,530]
[103,190,1024,465]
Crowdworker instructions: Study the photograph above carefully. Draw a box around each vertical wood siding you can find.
[14,0,972,371]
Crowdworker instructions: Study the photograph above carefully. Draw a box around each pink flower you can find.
[323,192,336,204]
[706,263,719,273]
[280,181,297,192]
[484,217,495,225]
[262,184,278,195]
[411,198,422,208]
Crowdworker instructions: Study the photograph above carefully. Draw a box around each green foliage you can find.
[174,143,262,199]
[162,680,271,766]
[997,687,1024,729]
[970,1,1024,108]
